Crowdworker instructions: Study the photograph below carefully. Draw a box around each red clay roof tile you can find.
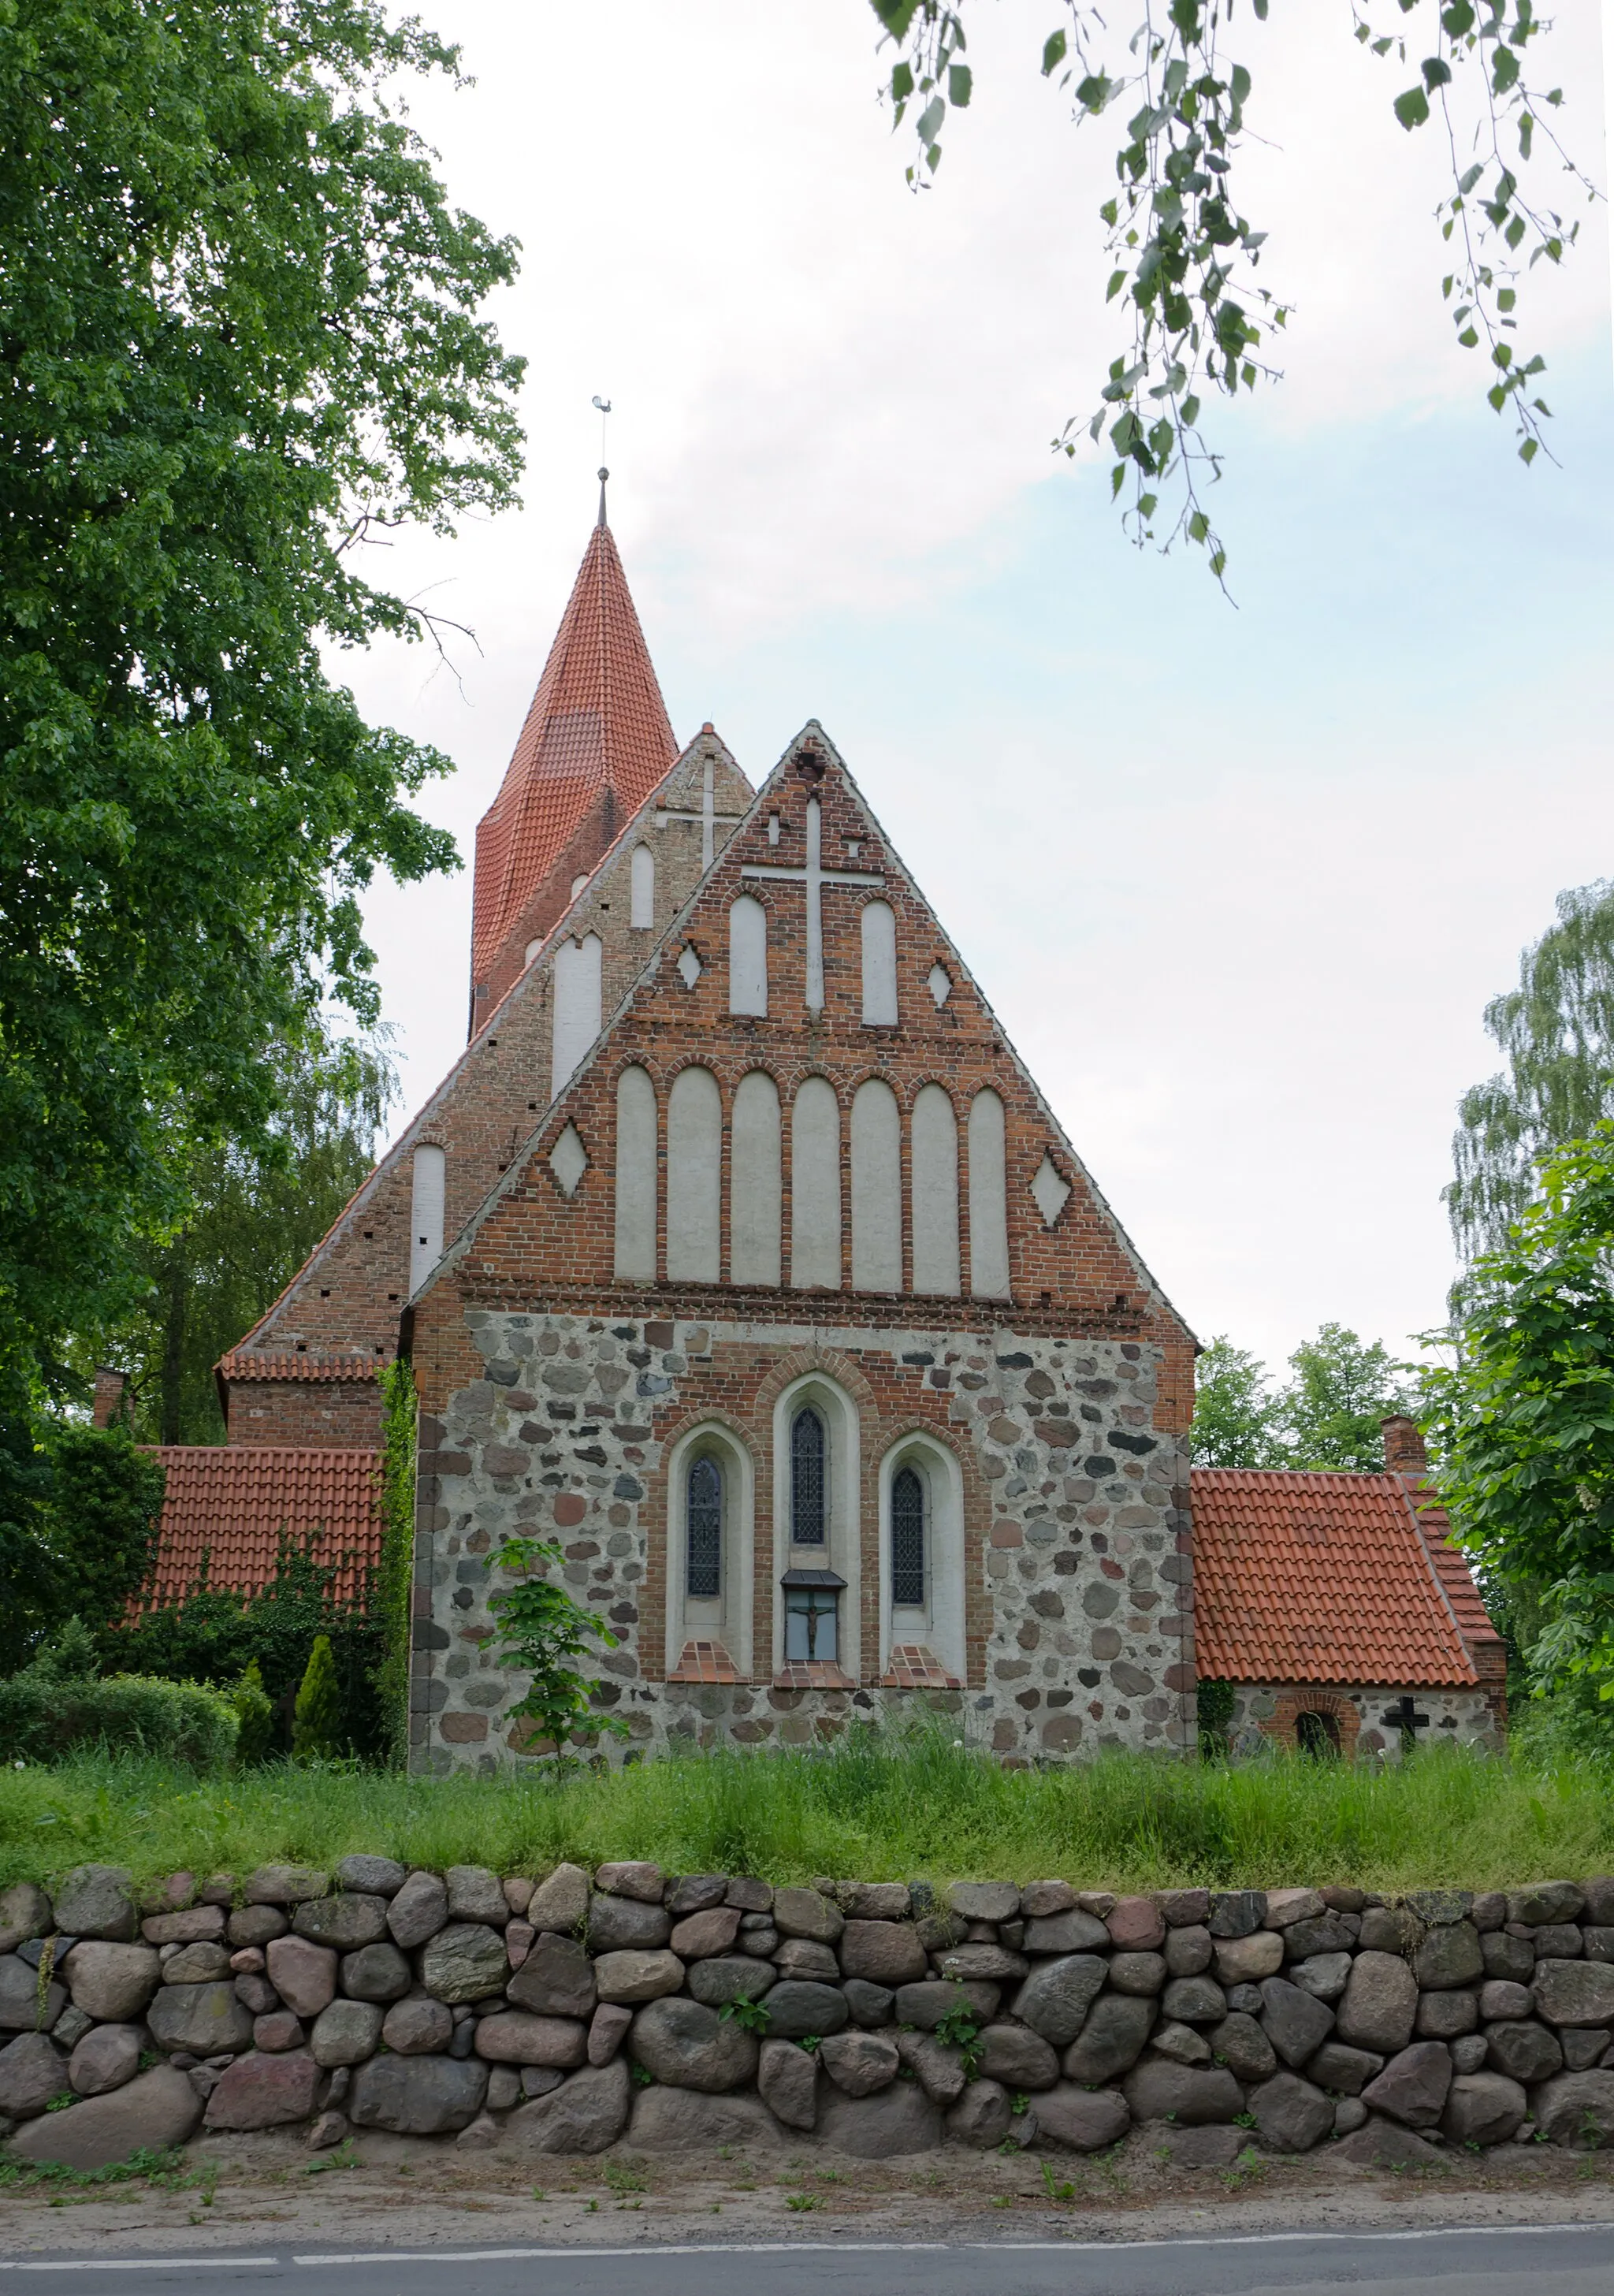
[470,523,677,992]
[1190,1468,1496,1688]
[141,1446,383,1608]
[217,1351,380,1385]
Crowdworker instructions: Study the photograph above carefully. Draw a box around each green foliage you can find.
[45,1426,166,1629]
[718,1994,773,2034]
[232,1662,277,1768]
[116,1531,385,1759]
[1190,1339,1289,1467]
[1193,1325,1416,1470]
[489,1537,633,1758]
[0,1422,165,1676]
[374,1360,418,1769]
[1424,1122,1614,1709]
[71,1026,396,1446]
[1447,881,1614,1266]
[28,1617,101,1684]
[0,0,523,1425]
[292,1635,344,1763]
[0,1673,236,1768]
[4,1731,1606,1899]
[1285,1325,1418,1472]
[870,2,1588,579]
[1196,1676,1237,1755]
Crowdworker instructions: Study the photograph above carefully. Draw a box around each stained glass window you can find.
[686,1455,722,1599]
[790,1407,825,1545]
[891,1464,925,1607]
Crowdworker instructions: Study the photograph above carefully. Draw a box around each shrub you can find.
[232,1662,277,1767]
[115,1532,385,1758]
[293,1635,343,1761]
[0,1673,236,1767]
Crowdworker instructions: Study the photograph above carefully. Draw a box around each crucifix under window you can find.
[1382,1694,1430,1748]
[741,796,883,1011]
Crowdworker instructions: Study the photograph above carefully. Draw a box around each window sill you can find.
[772,1662,856,1691]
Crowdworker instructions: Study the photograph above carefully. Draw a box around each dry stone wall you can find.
[7,1862,1614,2169]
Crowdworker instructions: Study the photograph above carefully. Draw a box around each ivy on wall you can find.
[375,1357,418,1769]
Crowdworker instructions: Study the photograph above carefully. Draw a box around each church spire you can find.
[469,510,678,1027]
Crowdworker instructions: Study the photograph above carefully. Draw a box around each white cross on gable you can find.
[655,753,746,869]
[741,796,883,1011]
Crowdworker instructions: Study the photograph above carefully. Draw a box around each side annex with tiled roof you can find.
[1190,1416,1506,1759]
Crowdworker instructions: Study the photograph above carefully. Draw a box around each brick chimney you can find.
[1381,1414,1427,1476]
[91,1366,128,1430]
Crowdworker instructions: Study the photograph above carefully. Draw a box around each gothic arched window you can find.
[891,1465,925,1608]
[790,1406,825,1545]
[686,1456,722,1599]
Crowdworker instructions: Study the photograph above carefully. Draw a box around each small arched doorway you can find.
[1296,1709,1341,1758]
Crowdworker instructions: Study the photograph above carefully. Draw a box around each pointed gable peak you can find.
[470,519,679,993]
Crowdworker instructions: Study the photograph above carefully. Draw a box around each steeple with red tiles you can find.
[468,502,678,1032]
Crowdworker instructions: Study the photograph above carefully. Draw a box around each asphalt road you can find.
[3,2225,1613,2296]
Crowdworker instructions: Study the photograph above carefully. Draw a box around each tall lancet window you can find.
[686,1457,722,1600]
[790,1406,826,1545]
[728,895,768,1016]
[891,1466,925,1608]
[630,842,655,928]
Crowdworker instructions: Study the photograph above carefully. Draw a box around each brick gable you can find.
[221,728,752,1444]
[415,722,1192,1405]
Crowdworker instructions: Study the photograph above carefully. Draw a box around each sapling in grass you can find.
[488,1537,632,1759]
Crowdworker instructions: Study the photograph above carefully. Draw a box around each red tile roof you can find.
[470,522,678,991]
[217,1350,381,1385]
[1191,1468,1499,1688]
[140,1447,383,1608]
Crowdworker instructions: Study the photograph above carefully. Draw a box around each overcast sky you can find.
[346,0,1614,1375]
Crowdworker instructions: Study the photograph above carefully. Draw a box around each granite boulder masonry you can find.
[6,1863,1614,2167]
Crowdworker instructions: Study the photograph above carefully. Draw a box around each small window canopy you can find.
[780,1568,846,1591]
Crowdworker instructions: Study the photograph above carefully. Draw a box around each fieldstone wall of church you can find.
[408,1308,1195,1776]
[1225,1683,1502,1762]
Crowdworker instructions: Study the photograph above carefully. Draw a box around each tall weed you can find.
[2,1728,1611,1892]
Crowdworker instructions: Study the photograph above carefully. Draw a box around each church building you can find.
[134,501,1507,1769]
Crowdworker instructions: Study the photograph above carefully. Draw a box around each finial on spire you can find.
[591,396,612,525]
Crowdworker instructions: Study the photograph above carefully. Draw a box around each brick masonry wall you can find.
[221,738,751,1445]
[228,1379,383,1449]
[408,1308,1195,1774]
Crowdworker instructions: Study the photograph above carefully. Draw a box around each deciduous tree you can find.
[1,0,523,1432]
[869,2,1589,579]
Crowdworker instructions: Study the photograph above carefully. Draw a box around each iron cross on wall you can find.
[1382,1695,1430,1744]
[740,794,883,1010]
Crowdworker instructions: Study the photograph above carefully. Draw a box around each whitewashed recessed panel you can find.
[677,944,703,988]
[549,1123,588,1199]
[1032,1154,1072,1230]
[928,963,951,1009]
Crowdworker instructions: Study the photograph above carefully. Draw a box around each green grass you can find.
[2,1729,1612,1894]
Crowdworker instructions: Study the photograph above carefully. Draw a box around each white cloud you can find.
[344,0,1614,1374]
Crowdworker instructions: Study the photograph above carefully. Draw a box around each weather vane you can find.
[592,396,612,525]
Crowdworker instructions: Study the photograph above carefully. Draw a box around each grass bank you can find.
[2,1736,1612,1896]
